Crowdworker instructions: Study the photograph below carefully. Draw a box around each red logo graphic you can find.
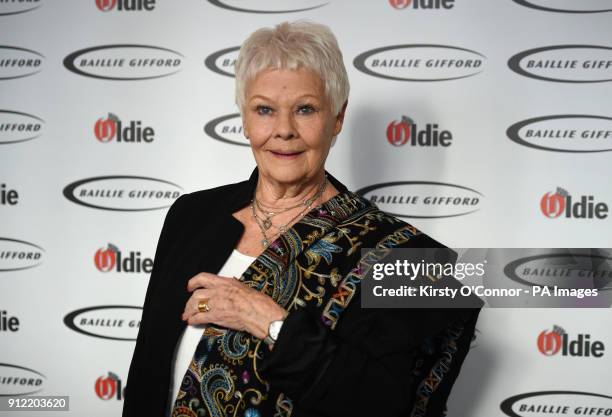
[95,372,123,400]
[536,325,605,358]
[537,326,564,356]
[94,244,119,272]
[389,0,412,8]
[94,114,119,143]
[385,115,452,147]
[540,187,567,218]
[95,0,117,12]
[386,116,413,146]
[93,113,154,143]
[540,187,608,219]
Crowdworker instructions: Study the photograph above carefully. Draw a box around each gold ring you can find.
[197,299,211,313]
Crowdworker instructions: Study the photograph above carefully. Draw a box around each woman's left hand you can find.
[182,271,287,339]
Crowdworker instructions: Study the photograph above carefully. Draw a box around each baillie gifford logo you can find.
[386,115,452,147]
[537,325,605,358]
[95,0,156,12]
[94,113,155,143]
[540,187,608,219]
[94,243,153,273]
[95,372,125,400]
[389,0,455,9]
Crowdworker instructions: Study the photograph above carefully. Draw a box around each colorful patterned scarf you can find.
[171,190,421,417]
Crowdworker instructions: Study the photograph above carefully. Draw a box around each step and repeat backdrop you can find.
[1,1,611,416]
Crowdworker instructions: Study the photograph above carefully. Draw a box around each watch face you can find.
[269,320,284,340]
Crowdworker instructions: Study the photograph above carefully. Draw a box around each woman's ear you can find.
[333,100,348,136]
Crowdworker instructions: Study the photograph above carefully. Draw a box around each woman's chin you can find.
[262,166,312,185]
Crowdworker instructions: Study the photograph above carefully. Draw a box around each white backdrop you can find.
[1,1,611,416]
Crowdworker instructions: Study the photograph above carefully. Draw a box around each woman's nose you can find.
[274,110,297,140]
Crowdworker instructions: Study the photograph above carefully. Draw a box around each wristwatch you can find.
[264,319,284,346]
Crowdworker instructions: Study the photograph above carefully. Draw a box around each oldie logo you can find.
[63,175,182,211]
[389,0,455,9]
[63,305,142,341]
[540,187,608,219]
[94,243,153,273]
[204,113,248,146]
[0,46,44,80]
[511,0,612,14]
[0,110,44,145]
[204,46,239,78]
[354,44,485,81]
[63,45,184,80]
[94,113,155,143]
[0,310,20,333]
[0,238,44,272]
[386,115,452,147]
[508,45,612,83]
[0,363,45,396]
[500,391,612,417]
[0,1,43,16]
[1,183,19,206]
[537,325,605,357]
[95,372,125,400]
[355,181,482,218]
[507,115,612,153]
[95,0,156,12]
[504,251,612,290]
[206,0,329,13]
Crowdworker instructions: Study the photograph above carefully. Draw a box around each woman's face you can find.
[242,67,347,187]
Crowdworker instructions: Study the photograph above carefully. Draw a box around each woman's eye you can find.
[256,106,272,115]
[297,105,315,114]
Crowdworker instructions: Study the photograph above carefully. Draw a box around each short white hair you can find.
[234,20,350,116]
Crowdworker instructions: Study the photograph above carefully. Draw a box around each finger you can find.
[183,289,214,319]
[187,272,220,292]
[187,312,216,326]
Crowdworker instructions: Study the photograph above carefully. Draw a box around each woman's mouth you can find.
[270,150,303,159]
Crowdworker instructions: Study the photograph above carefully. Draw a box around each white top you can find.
[167,248,256,416]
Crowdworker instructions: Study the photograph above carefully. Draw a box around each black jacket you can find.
[122,167,480,417]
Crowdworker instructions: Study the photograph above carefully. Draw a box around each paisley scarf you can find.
[171,190,422,417]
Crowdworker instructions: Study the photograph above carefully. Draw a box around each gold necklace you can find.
[250,175,328,248]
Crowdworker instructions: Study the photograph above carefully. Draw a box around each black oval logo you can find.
[204,46,239,78]
[508,45,612,83]
[204,113,249,146]
[63,305,142,341]
[0,46,44,80]
[355,181,483,218]
[62,175,183,211]
[504,252,612,291]
[354,44,486,82]
[507,115,612,153]
[0,110,44,145]
[0,1,43,16]
[207,0,329,13]
[0,363,46,396]
[501,391,612,417]
[0,237,45,272]
[63,44,184,80]
[512,0,612,14]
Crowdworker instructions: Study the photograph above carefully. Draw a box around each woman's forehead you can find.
[246,68,325,98]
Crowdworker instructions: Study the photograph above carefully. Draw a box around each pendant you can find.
[261,239,269,248]
[262,218,272,230]
[279,225,286,233]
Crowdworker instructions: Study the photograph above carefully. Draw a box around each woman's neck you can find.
[254,170,339,209]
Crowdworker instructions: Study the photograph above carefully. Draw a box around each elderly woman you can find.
[123,21,479,417]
